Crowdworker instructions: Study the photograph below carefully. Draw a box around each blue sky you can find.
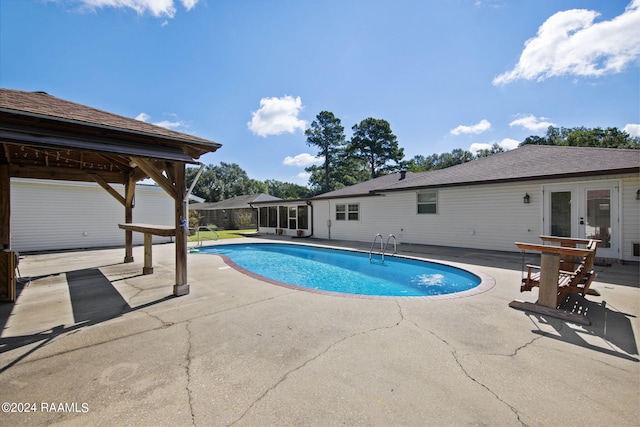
[1,0,639,185]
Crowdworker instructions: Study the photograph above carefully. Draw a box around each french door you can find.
[544,182,618,259]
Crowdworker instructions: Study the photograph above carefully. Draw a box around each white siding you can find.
[621,175,640,261]
[315,183,540,252]
[313,173,640,261]
[9,179,174,252]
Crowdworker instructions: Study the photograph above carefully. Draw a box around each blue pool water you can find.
[197,243,481,297]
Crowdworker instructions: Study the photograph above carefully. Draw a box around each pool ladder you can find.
[369,234,398,264]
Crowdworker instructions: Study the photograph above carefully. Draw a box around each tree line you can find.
[187,112,638,202]
[185,162,313,202]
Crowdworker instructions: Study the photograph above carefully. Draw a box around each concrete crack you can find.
[403,317,527,426]
[143,311,173,328]
[184,321,196,426]
[508,335,543,357]
[450,348,527,427]
[228,304,404,426]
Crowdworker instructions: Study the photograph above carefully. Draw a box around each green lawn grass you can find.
[188,228,257,242]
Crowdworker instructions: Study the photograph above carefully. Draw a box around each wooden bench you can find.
[537,235,595,270]
[511,242,595,325]
[118,223,176,274]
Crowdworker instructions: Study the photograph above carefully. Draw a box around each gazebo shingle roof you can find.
[0,89,219,148]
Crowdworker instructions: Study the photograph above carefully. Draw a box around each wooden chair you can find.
[521,239,599,306]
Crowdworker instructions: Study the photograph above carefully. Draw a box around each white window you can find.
[336,203,359,221]
[417,191,437,214]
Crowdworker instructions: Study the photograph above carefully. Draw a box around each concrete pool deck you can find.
[1,236,638,426]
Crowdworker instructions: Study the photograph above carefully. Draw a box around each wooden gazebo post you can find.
[0,163,14,302]
[0,164,9,249]
[173,161,189,296]
[124,172,135,263]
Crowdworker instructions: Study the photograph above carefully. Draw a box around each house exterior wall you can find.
[313,181,541,251]
[621,175,640,261]
[312,173,640,262]
[10,179,174,252]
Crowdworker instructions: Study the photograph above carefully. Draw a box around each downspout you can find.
[183,162,205,226]
[308,201,314,237]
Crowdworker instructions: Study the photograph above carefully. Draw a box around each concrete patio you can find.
[1,237,638,426]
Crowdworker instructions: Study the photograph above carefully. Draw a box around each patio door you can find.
[288,206,297,230]
[544,182,618,259]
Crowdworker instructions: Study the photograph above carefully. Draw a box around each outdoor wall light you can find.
[636,189,640,200]
[523,193,530,204]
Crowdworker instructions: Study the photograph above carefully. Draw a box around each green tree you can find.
[475,143,505,158]
[304,111,346,193]
[521,126,639,148]
[186,162,267,202]
[305,156,370,194]
[264,179,313,199]
[406,148,475,172]
[347,117,404,179]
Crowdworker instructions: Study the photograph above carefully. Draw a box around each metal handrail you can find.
[196,225,219,247]
[369,234,383,263]
[382,234,398,263]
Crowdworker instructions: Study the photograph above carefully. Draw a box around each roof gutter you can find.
[0,107,222,149]
[373,168,640,194]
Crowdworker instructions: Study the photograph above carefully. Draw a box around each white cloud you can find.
[283,153,323,167]
[248,95,307,137]
[450,119,492,136]
[469,138,520,154]
[623,123,640,137]
[180,0,198,10]
[135,112,186,130]
[135,112,151,122]
[73,0,199,18]
[153,120,185,129]
[493,0,640,85]
[498,138,521,150]
[296,171,311,181]
[509,114,556,131]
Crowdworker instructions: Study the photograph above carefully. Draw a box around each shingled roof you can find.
[0,88,222,183]
[312,145,639,199]
[0,89,219,149]
[311,172,417,199]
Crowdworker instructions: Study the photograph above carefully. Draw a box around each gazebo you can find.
[0,88,221,301]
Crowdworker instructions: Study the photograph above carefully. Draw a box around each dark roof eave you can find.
[311,192,385,201]
[0,128,197,163]
[0,107,222,150]
[376,167,640,193]
[251,199,309,206]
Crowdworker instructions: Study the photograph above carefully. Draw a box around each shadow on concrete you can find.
[0,277,30,334]
[66,268,130,323]
[521,294,638,362]
[0,267,174,373]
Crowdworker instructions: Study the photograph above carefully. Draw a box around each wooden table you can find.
[118,223,176,274]
[537,235,595,270]
[511,242,593,325]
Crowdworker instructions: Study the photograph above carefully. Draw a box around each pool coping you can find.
[195,241,496,301]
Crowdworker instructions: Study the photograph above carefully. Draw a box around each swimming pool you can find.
[197,243,490,298]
